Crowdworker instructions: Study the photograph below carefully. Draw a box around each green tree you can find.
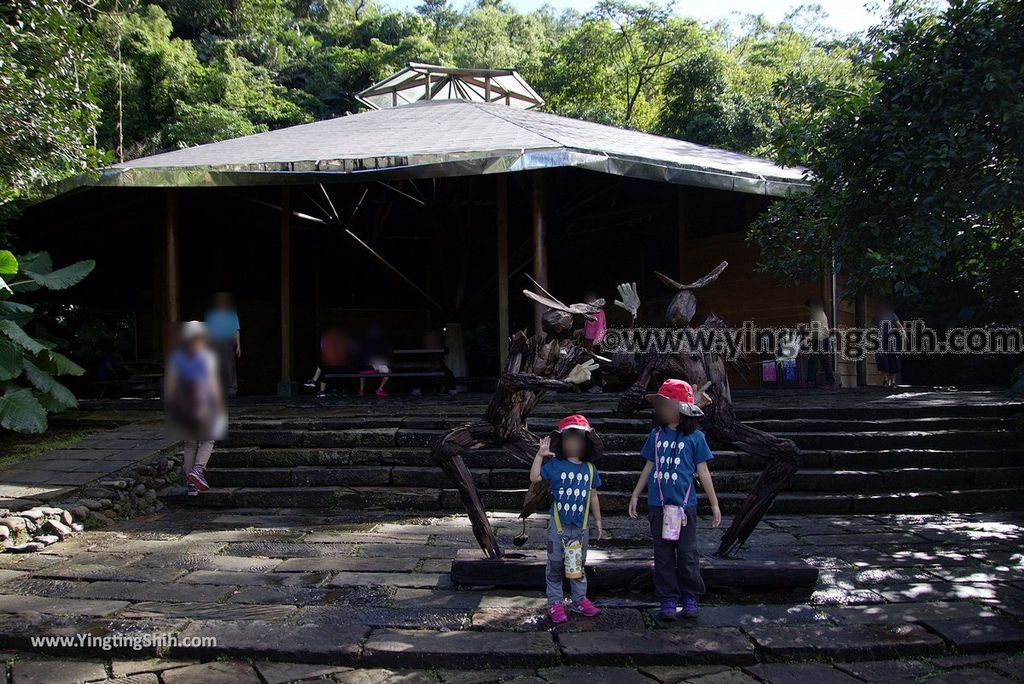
[92,5,314,157]
[539,1,698,130]
[657,11,864,155]
[0,0,100,206]
[450,5,561,82]
[749,0,1024,318]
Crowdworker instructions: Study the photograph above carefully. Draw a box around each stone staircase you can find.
[166,390,1024,515]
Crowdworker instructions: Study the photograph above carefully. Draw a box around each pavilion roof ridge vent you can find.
[356,62,544,111]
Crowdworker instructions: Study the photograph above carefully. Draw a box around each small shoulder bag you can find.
[553,462,594,579]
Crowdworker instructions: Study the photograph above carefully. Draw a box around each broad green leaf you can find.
[0,319,46,355]
[17,252,52,275]
[22,358,78,409]
[35,350,86,377]
[0,387,47,434]
[34,391,71,414]
[0,300,34,325]
[0,251,16,276]
[0,338,22,381]
[23,259,95,291]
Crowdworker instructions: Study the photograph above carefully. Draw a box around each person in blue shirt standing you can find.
[530,414,604,624]
[204,292,241,398]
[628,379,722,620]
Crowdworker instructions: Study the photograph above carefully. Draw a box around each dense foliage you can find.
[750,0,1024,323]
[1,0,869,205]
[0,251,94,433]
[2,0,1021,327]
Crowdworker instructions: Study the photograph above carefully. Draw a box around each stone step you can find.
[229,413,1016,434]
[220,426,1018,451]
[201,464,1024,495]
[205,445,1024,471]
[163,484,1022,515]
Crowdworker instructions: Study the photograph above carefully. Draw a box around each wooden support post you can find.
[164,190,180,323]
[161,189,180,354]
[497,175,509,371]
[279,186,295,396]
[677,186,687,279]
[531,171,548,335]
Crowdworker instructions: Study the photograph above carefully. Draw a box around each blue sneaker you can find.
[681,594,699,618]
[659,601,678,621]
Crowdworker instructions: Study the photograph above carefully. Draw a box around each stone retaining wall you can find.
[0,449,183,553]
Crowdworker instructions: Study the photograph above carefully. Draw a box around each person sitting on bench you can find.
[305,326,353,398]
[358,323,391,398]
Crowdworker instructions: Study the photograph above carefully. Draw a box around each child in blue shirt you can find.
[628,379,721,620]
[530,414,604,624]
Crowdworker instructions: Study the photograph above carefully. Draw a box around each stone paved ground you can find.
[0,506,1022,682]
[0,425,177,510]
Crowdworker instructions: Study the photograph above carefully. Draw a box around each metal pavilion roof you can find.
[356,63,544,110]
[58,100,809,197]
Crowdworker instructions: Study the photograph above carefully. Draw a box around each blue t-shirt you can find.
[541,458,602,528]
[169,349,212,383]
[204,309,240,342]
[641,426,713,508]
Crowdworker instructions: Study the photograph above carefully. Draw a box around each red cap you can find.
[557,414,593,432]
[645,379,704,417]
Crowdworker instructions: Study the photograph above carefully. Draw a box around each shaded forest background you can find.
[1,0,867,198]
[1,0,1021,384]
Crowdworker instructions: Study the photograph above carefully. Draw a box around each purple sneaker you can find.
[681,594,699,618]
[186,469,209,492]
[659,601,678,621]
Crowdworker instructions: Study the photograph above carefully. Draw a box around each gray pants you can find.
[183,440,214,478]
[546,521,589,605]
[649,506,705,602]
[213,339,238,397]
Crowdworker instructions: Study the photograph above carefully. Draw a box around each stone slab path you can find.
[0,425,178,511]
[0,507,1021,682]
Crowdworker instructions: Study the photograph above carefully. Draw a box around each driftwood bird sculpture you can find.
[432,280,603,558]
[615,262,801,556]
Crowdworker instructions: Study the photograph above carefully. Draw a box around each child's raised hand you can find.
[537,436,554,458]
[627,495,639,519]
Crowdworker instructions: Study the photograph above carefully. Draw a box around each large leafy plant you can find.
[0,250,95,433]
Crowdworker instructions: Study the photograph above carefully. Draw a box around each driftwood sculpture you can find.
[432,280,602,558]
[616,262,801,557]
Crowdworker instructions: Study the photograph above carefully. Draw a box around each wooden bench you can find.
[321,348,448,381]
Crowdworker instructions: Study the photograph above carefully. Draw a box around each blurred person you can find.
[165,321,226,496]
[205,292,241,398]
[802,298,837,389]
[358,323,391,398]
[875,299,905,387]
[305,326,352,398]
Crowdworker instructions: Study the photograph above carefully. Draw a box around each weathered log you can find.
[613,262,803,559]
[450,548,819,590]
[432,307,599,557]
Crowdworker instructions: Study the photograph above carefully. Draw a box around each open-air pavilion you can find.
[19,68,872,395]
